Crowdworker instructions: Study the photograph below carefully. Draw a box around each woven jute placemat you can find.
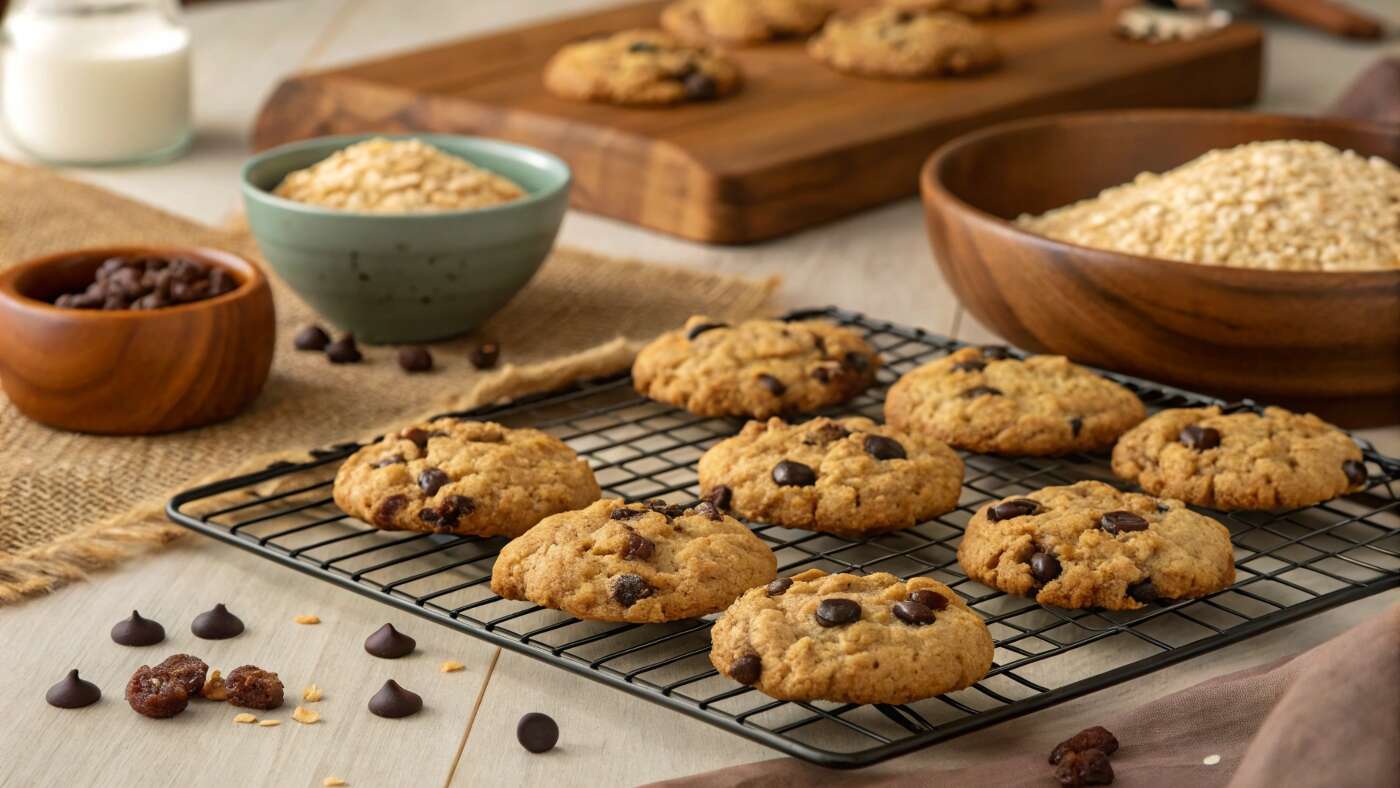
[0,161,777,604]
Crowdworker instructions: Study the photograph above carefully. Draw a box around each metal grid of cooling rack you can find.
[167,307,1400,769]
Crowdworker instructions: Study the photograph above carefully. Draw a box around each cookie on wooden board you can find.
[543,29,742,106]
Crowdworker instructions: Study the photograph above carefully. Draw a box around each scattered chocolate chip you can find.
[370,454,405,469]
[907,589,949,610]
[47,670,101,709]
[981,345,1011,360]
[468,342,500,370]
[374,494,408,526]
[1100,511,1149,535]
[517,712,559,753]
[729,654,762,685]
[1030,552,1062,584]
[1050,725,1120,764]
[694,501,722,521]
[622,531,655,560]
[368,679,422,719]
[398,346,433,373]
[864,434,907,460]
[892,600,935,626]
[988,499,1040,521]
[1069,417,1083,438]
[125,665,189,718]
[1178,424,1221,450]
[225,665,284,710]
[705,485,733,511]
[815,598,862,627]
[843,351,870,372]
[610,507,647,521]
[772,460,816,487]
[1343,459,1367,487]
[191,603,244,640]
[766,577,793,596]
[683,71,718,100]
[610,573,653,607]
[962,385,1003,399]
[365,623,417,659]
[1127,580,1157,603]
[1054,748,1115,786]
[156,654,209,697]
[294,325,331,351]
[757,373,787,396]
[686,321,728,340]
[952,359,986,373]
[326,334,362,364]
[111,610,165,647]
[418,468,450,496]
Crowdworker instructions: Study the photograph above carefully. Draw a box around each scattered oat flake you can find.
[258,719,281,727]
[441,660,466,673]
[203,669,228,701]
[295,614,321,625]
[1203,754,1222,766]
[303,684,324,702]
[233,713,257,724]
[323,778,347,787]
[292,706,321,725]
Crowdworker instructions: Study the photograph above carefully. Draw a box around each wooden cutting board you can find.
[253,0,1263,244]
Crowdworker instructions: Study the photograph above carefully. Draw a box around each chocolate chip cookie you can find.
[710,569,993,704]
[698,416,963,537]
[333,419,600,538]
[807,7,1001,79]
[1112,406,1367,511]
[543,29,742,106]
[885,0,1035,18]
[490,499,777,623]
[884,347,1146,456]
[632,315,880,418]
[957,481,1236,610]
[661,0,833,45]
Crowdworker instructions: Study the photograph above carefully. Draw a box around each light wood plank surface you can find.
[1,1,1396,787]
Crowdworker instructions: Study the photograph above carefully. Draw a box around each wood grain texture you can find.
[0,246,275,435]
[251,0,1264,244]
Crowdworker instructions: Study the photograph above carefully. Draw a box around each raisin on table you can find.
[125,666,190,718]
[225,665,284,710]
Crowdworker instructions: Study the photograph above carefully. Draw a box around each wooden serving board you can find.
[253,0,1263,244]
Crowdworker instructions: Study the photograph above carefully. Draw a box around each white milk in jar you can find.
[1,0,191,164]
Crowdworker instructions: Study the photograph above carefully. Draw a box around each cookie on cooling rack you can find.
[333,419,600,538]
[1112,406,1367,511]
[957,481,1236,610]
[710,569,994,704]
[884,346,1146,456]
[697,416,963,537]
[632,315,880,418]
[490,499,776,623]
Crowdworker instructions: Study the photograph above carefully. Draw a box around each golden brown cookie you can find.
[697,416,963,537]
[884,346,1146,456]
[333,419,600,538]
[709,569,994,704]
[661,0,833,45]
[1111,406,1368,511]
[490,498,776,623]
[632,315,880,418]
[885,0,1035,19]
[807,7,1001,79]
[957,481,1236,610]
[543,29,742,106]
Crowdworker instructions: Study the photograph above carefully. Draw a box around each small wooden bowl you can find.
[0,246,276,435]
[921,110,1400,426]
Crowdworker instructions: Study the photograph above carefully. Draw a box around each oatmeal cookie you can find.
[884,0,1035,18]
[709,569,994,703]
[543,29,742,106]
[661,0,833,45]
[333,419,600,538]
[808,7,1001,79]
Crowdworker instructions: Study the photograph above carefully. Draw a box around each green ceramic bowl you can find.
[240,134,570,344]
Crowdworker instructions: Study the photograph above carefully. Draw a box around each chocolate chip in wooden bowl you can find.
[766,577,793,596]
[368,680,423,719]
[772,459,816,487]
[892,600,935,626]
[52,254,239,311]
[1178,424,1221,450]
[1030,551,1062,584]
[468,341,500,370]
[729,654,762,685]
[610,573,654,607]
[622,531,655,560]
[418,468,450,496]
[111,610,165,647]
[863,434,906,460]
[757,373,787,396]
[686,321,728,340]
[1343,459,1368,488]
[46,670,101,709]
[365,623,417,659]
[962,385,1003,399]
[815,598,862,627]
[907,589,949,611]
[191,603,244,640]
[517,712,559,753]
[1100,511,1149,535]
[988,499,1040,522]
[325,334,363,364]
[1050,725,1120,764]
[294,325,331,351]
[398,346,433,373]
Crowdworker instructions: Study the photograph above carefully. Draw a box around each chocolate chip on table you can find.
[705,485,733,511]
[111,610,165,647]
[1127,579,1157,603]
[156,654,209,697]
[325,334,363,364]
[468,341,500,370]
[892,600,935,626]
[988,499,1040,522]
[962,385,1003,399]
[981,345,1011,360]
[1100,511,1149,535]
[517,712,560,753]
[191,603,244,640]
[294,325,331,351]
[757,373,787,396]
[1054,748,1115,787]
[368,679,422,719]
[864,435,907,460]
[418,468,450,496]
[610,573,654,607]
[686,321,728,340]
[772,459,817,487]
[622,531,655,560]
[766,577,793,596]
[1342,459,1367,487]
[951,359,986,373]
[1050,725,1120,764]
[398,346,433,373]
[815,598,862,627]
[729,655,762,685]
[1030,551,1062,584]
[47,670,101,709]
[1069,417,1084,438]
[1178,424,1221,450]
[365,623,417,659]
[126,665,189,718]
[683,71,719,100]
[373,494,408,527]
[907,589,949,611]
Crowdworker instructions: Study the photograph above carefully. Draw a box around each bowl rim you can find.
[920,108,1400,282]
[240,132,573,220]
[0,245,267,319]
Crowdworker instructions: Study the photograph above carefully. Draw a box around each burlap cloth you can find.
[0,160,777,603]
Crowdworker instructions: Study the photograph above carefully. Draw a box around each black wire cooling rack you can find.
[167,307,1400,769]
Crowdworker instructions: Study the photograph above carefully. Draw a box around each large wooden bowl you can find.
[921,110,1400,426]
[0,246,276,434]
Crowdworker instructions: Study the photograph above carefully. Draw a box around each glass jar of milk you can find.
[1,0,191,165]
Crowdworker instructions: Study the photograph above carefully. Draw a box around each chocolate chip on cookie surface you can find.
[632,315,880,418]
[698,416,963,536]
[884,347,1146,456]
[661,0,833,45]
[490,499,776,623]
[333,419,600,538]
[709,569,993,704]
[1111,406,1366,511]
[808,7,1001,79]
[957,481,1235,610]
[543,29,742,106]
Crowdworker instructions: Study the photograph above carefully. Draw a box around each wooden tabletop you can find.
[2,1,1396,786]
